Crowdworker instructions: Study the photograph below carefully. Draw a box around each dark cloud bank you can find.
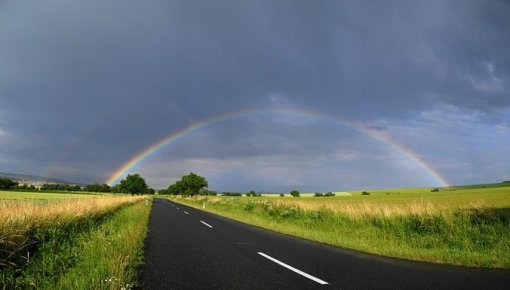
[0,0,508,190]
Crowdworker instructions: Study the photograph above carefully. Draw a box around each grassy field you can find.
[0,191,150,289]
[0,190,107,200]
[171,183,510,268]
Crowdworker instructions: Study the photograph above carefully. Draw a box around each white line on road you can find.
[200,221,213,228]
[184,211,189,215]
[176,207,180,210]
[257,252,329,285]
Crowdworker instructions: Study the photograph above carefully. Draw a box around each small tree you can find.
[119,174,149,196]
[279,193,284,197]
[290,189,300,197]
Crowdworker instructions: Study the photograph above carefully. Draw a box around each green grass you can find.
[0,195,150,289]
[170,183,510,268]
[53,200,151,289]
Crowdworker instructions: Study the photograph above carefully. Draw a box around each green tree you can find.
[167,180,185,195]
[181,172,208,196]
[290,189,300,197]
[85,183,110,192]
[0,178,18,189]
[166,172,208,196]
[119,174,149,196]
[111,184,121,193]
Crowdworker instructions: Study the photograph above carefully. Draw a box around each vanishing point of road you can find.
[141,198,510,289]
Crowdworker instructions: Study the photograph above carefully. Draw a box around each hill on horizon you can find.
[0,172,79,185]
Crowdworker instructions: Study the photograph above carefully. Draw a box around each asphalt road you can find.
[141,198,510,290]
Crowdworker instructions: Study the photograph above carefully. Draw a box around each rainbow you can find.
[104,108,449,187]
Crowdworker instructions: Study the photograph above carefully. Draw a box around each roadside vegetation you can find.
[170,183,510,268]
[0,174,153,289]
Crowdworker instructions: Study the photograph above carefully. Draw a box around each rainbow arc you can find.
[103,108,449,187]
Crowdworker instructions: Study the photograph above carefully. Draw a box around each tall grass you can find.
[0,196,147,288]
[173,196,510,268]
[42,200,150,289]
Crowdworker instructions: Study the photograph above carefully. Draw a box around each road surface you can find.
[141,198,509,289]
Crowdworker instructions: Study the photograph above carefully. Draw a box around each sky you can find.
[0,0,509,191]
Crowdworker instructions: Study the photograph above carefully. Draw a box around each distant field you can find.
[172,183,510,268]
[281,186,510,211]
[0,190,106,200]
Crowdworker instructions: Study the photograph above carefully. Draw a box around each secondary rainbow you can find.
[105,108,449,187]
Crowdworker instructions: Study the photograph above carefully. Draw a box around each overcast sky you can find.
[1,0,509,191]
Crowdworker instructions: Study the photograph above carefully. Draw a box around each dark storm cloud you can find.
[0,0,509,187]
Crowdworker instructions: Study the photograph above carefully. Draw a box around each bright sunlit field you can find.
[0,190,107,200]
[272,185,510,210]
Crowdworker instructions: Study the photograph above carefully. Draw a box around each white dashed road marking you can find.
[257,252,329,285]
[200,221,213,228]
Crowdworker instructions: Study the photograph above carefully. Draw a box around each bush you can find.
[290,190,300,197]
[431,188,439,192]
[245,191,262,197]
[362,191,370,195]
[279,193,284,197]
[315,192,336,197]
[222,192,242,197]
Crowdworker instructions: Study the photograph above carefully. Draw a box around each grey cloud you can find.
[1,0,509,188]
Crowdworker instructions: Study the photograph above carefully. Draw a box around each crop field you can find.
[0,191,151,289]
[171,183,510,268]
[0,190,107,200]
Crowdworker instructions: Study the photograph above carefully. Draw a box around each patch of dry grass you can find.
[271,199,490,219]
[0,196,145,268]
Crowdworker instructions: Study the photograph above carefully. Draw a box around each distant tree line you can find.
[84,183,111,192]
[41,183,82,191]
[14,184,37,190]
[0,174,155,195]
[222,192,243,197]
